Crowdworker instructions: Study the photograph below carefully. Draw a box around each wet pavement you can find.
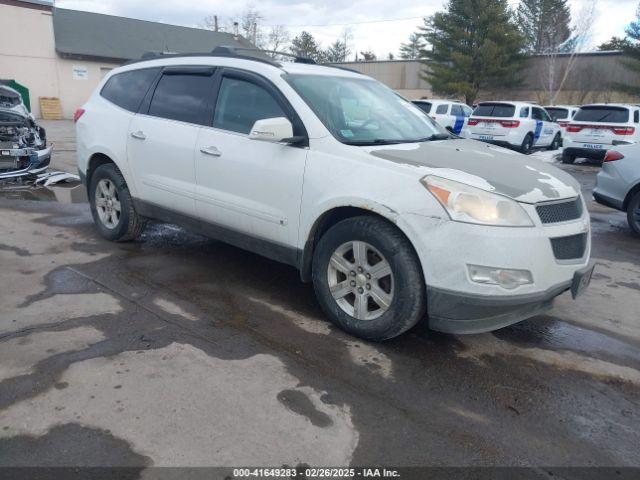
[0,133,639,471]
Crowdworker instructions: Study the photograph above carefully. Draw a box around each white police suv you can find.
[563,104,640,164]
[412,99,473,135]
[463,101,562,154]
[545,105,579,134]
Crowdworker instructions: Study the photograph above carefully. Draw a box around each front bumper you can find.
[0,145,52,179]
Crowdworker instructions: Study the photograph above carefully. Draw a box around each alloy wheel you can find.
[95,178,121,229]
[327,241,394,321]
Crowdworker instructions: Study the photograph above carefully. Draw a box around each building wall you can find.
[336,61,432,99]
[0,1,120,118]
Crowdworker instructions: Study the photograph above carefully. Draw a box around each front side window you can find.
[101,68,160,112]
[462,105,473,117]
[148,73,213,125]
[285,74,447,145]
[436,104,449,115]
[532,108,545,121]
[474,103,516,118]
[574,107,630,123]
[213,77,286,135]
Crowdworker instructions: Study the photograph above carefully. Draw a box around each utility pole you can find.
[214,15,218,32]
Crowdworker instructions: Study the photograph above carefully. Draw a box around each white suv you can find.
[463,101,562,154]
[76,49,594,341]
[563,104,640,164]
[412,99,473,135]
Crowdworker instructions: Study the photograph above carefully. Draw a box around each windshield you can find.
[473,103,516,118]
[546,107,569,120]
[284,74,448,145]
[574,106,629,123]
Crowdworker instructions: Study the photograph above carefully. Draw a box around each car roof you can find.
[579,103,635,109]
[477,101,538,108]
[413,99,466,105]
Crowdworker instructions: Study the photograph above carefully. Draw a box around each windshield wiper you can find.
[343,139,407,146]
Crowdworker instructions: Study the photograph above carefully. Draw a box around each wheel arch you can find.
[623,182,640,210]
[85,152,115,192]
[299,203,422,283]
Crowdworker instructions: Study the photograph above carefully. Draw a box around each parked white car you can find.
[563,104,640,164]
[545,105,579,134]
[463,101,563,154]
[76,49,593,341]
[412,99,473,135]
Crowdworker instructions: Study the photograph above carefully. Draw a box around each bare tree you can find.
[200,14,220,32]
[539,0,597,105]
[263,25,291,56]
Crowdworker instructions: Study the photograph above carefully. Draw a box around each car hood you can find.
[368,139,580,204]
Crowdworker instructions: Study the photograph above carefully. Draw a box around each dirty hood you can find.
[369,139,580,204]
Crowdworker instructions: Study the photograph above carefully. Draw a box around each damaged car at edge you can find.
[0,85,52,180]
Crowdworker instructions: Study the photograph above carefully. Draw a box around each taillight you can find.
[467,118,479,126]
[612,126,635,135]
[567,124,582,133]
[604,150,625,162]
[558,121,569,128]
[73,108,86,123]
[500,120,520,128]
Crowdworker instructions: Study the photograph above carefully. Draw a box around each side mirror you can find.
[249,117,298,143]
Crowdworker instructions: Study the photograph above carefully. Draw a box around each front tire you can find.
[520,134,534,154]
[312,216,426,341]
[562,153,576,164]
[89,163,145,242]
[627,191,640,236]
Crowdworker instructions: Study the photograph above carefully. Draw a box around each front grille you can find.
[550,233,587,260]
[536,198,583,224]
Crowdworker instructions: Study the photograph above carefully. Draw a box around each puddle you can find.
[495,316,640,367]
[0,183,87,204]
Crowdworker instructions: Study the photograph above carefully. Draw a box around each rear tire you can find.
[520,134,533,154]
[312,216,426,341]
[89,163,145,242]
[562,153,576,164]
[627,191,640,236]
[548,133,561,151]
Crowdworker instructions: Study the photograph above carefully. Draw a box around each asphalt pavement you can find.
[0,121,638,473]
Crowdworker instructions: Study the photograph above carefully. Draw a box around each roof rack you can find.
[211,46,316,65]
[128,46,317,68]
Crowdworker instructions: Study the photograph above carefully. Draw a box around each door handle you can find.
[200,146,222,157]
[131,131,146,140]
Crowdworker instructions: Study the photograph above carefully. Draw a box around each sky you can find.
[55,0,639,59]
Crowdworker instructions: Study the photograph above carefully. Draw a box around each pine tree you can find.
[614,5,640,95]
[290,31,324,62]
[419,0,525,105]
[517,0,572,53]
[325,39,351,63]
[399,33,425,60]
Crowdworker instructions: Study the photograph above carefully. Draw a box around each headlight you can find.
[422,176,534,227]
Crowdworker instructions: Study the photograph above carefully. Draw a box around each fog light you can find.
[467,265,533,290]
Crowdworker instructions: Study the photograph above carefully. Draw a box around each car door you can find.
[127,66,216,217]
[194,68,308,249]
[531,107,552,146]
[434,103,452,130]
[450,104,466,135]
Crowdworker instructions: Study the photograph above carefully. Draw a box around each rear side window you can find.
[574,107,629,123]
[546,107,569,120]
[148,73,213,125]
[451,105,463,117]
[474,103,515,118]
[414,102,432,113]
[213,77,286,134]
[436,104,449,114]
[101,68,159,112]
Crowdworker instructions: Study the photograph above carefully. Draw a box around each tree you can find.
[517,0,572,54]
[359,50,377,61]
[325,39,351,63]
[264,25,291,56]
[399,33,425,60]
[614,4,640,95]
[419,0,525,105]
[598,36,632,51]
[290,31,325,62]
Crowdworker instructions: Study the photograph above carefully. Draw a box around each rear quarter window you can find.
[414,102,432,114]
[574,107,630,123]
[473,103,515,118]
[100,68,160,112]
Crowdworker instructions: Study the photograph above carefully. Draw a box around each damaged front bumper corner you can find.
[0,145,53,180]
